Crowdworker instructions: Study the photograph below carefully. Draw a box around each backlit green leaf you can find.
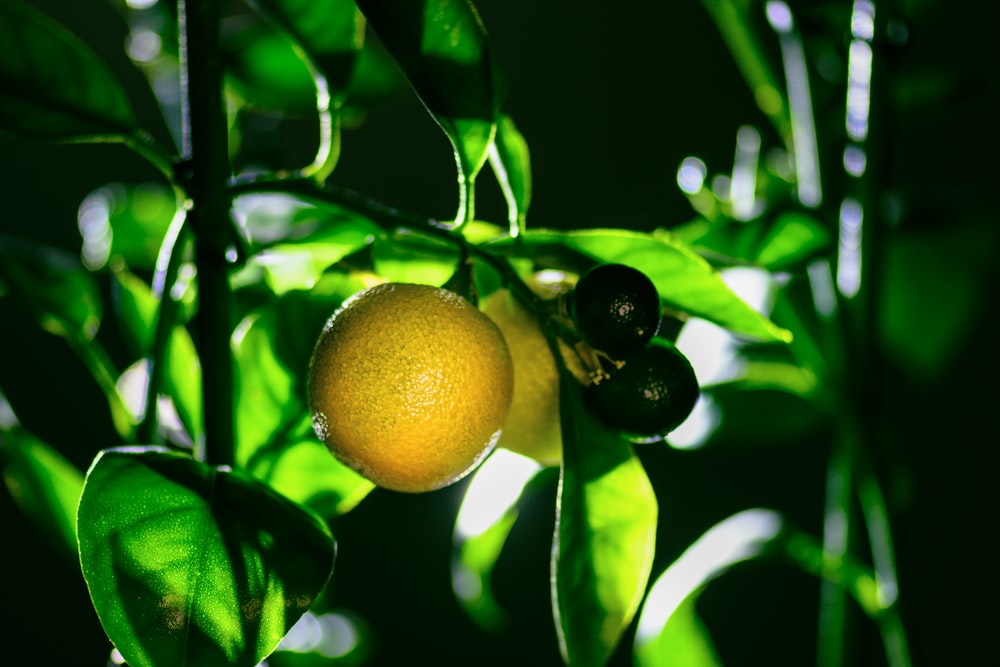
[0,425,84,558]
[77,446,335,667]
[0,235,103,341]
[0,0,138,141]
[452,449,544,631]
[552,376,657,667]
[355,0,497,222]
[250,0,365,97]
[634,509,784,666]
[223,17,317,115]
[752,212,830,270]
[109,268,202,441]
[496,229,792,342]
[488,114,532,236]
[233,281,376,515]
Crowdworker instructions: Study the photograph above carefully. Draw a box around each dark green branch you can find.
[179,0,234,467]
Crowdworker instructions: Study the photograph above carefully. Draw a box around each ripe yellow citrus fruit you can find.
[482,283,589,466]
[308,283,514,493]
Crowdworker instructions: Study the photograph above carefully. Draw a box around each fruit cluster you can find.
[569,264,699,441]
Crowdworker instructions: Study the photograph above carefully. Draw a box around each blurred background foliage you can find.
[1,0,997,664]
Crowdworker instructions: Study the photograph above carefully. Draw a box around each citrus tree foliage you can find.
[5,0,974,664]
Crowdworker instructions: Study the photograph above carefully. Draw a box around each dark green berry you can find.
[571,264,660,358]
[586,342,699,439]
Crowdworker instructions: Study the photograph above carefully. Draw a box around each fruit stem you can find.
[179,0,234,467]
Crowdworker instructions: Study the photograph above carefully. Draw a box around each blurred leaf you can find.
[496,229,792,343]
[451,449,544,631]
[234,280,375,515]
[109,268,202,441]
[0,425,83,558]
[552,376,657,667]
[879,219,996,379]
[752,212,831,270]
[699,380,829,449]
[223,16,317,115]
[634,509,784,666]
[250,0,365,97]
[672,212,830,272]
[79,182,178,272]
[699,0,789,141]
[342,37,407,111]
[0,0,139,141]
[355,0,498,221]
[0,235,103,341]
[636,597,723,667]
[488,113,532,235]
[78,446,335,667]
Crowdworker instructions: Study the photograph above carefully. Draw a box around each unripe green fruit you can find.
[586,341,699,439]
[571,264,660,358]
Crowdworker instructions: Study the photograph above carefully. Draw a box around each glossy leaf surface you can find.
[0,425,84,558]
[0,0,138,140]
[77,447,335,667]
[488,114,533,235]
[250,0,365,96]
[552,376,657,666]
[355,0,497,220]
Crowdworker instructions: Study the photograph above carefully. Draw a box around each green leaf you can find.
[109,268,202,441]
[633,509,784,666]
[233,280,375,515]
[0,0,139,141]
[355,0,498,222]
[79,182,179,272]
[77,446,335,667]
[223,17,317,115]
[752,212,831,270]
[0,425,84,558]
[552,375,657,667]
[249,0,366,97]
[488,113,532,236]
[496,229,792,342]
[451,449,544,631]
[670,212,829,271]
[371,232,459,286]
[234,196,380,294]
[0,235,103,340]
[247,436,374,518]
[698,380,829,449]
[635,597,723,667]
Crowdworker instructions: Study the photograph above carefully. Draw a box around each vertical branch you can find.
[179,0,234,467]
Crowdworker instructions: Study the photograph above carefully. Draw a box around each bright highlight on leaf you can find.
[552,377,657,667]
[452,449,543,630]
[77,447,336,667]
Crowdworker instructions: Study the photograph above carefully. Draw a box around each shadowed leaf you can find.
[0,0,138,141]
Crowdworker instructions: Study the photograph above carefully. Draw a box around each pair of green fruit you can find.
[571,264,699,440]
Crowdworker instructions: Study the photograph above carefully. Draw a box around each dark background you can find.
[2,0,997,665]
